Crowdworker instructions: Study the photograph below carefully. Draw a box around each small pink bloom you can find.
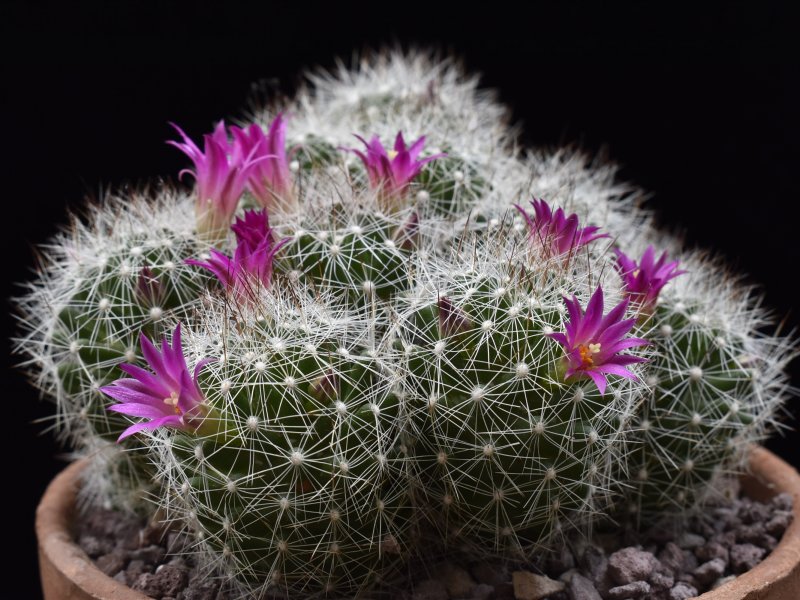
[186,209,288,298]
[101,324,213,441]
[514,199,609,256]
[230,114,295,212]
[615,246,686,310]
[168,121,261,239]
[548,286,649,395]
[346,132,444,210]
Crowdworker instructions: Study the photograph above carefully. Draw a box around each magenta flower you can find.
[614,246,686,310]
[548,286,649,395]
[347,132,444,210]
[514,199,609,256]
[230,114,296,212]
[168,121,261,239]
[101,324,214,441]
[186,209,289,296]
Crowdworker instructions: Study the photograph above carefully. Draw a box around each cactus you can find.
[14,51,796,599]
[14,190,213,507]
[616,250,794,524]
[146,290,414,597]
[15,191,210,440]
[391,216,651,559]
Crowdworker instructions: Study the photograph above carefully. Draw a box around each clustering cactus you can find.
[15,50,794,598]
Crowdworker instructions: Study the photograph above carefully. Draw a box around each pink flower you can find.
[101,324,214,441]
[514,199,609,256]
[230,114,296,212]
[549,286,649,395]
[168,121,261,239]
[186,209,288,298]
[347,132,444,210]
[614,246,686,310]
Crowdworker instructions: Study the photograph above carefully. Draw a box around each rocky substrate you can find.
[77,490,793,600]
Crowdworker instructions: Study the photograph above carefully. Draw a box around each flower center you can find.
[578,343,602,367]
[387,149,399,160]
[163,391,181,414]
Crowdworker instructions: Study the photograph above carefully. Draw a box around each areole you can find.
[36,446,800,600]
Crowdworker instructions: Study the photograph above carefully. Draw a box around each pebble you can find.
[566,573,602,600]
[740,500,771,524]
[578,545,608,585]
[78,534,111,558]
[607,548,659,585]
[512,571,565,600]
[766,511,792,537]
[695,541,729,564]
[153,564,188,597]
[657,543,685,576]
[669,581,698,599]
[132,572,162,597]
[607,580,651,599]
[693,558,726,585]
[559,568,578,583]
[471,583,494,600]
[730,543,766,573]
[95,551,126,576]
[181,576,220,600]
[130,543,166,564]
[772,492,793,511]
[680,550,698,573]
[125,559,153,585]
[649,570,674,591]
[441,563,476,598]
[711,530,737,548]
[676,533,705,550]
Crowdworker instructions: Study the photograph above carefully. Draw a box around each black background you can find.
[2,2,798,597]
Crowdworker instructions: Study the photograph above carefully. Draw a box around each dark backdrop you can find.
[3,2,798,597]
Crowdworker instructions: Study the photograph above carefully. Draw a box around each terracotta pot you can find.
[36,459,148,600]
[697,446,800,600]
[36,446,800,600]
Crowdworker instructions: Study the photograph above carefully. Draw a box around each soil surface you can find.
[76,486,793,600]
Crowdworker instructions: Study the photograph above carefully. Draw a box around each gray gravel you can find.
[77,490,792,599]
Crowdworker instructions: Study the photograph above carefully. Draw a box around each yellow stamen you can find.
[163,391,180,414]
[387,150,399,160]
[578,343,601,367]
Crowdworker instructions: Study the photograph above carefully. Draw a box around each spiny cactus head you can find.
[393,244,650,558]
[615,247,794,525]
[147,289,414,597]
